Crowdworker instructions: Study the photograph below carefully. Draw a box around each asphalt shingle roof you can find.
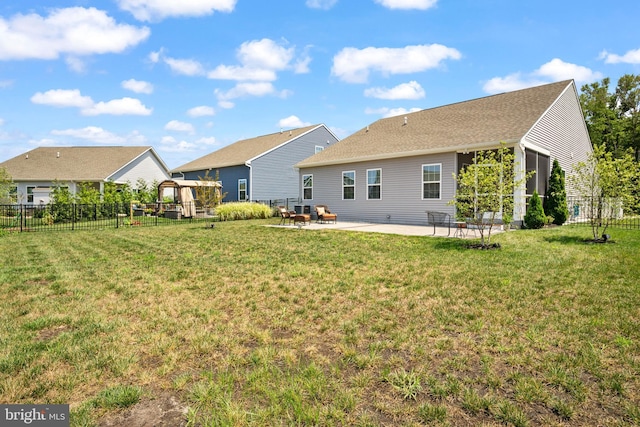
[0,146,153,181]
[172,124,321,173]
[297,80,573,167]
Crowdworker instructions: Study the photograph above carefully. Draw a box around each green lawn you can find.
[0,220,638,426]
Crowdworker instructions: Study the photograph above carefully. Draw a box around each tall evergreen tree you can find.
[546,159,569,225]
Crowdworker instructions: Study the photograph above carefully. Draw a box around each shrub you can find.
[546,159,569,225]
[215,202,272,221]
[524,191,545,229]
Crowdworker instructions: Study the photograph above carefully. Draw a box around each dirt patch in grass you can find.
[36,325,71,341]
[97,392,188,427]
[466,242,501,250]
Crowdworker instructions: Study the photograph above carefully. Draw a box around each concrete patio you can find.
[268,220,500,238]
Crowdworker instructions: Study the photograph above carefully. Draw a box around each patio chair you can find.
[278,206,296,225]
[315,205,337,224]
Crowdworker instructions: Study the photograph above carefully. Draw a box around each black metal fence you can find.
[0,202,217,233]
[252,198,301,211]
[564,197,640,229]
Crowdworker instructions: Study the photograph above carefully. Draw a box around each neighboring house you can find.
[295,80,592,225]
[0,146,170,204]
[171,124,339,202]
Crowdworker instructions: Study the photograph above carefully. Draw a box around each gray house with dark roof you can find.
[171,124,339,202]
[296,80,592,225]
[0,146,170,204]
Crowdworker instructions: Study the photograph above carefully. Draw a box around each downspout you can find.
[245,161,252,201]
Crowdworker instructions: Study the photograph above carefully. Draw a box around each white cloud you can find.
[150,49,207,76]
[534,58,602,82]
[0,80,14,88]
[148,49,162,63]
[483,59,602,94]
[51,126,126,144]
[165,120,195,134]
[31,89,94,108]
[165,57,206,76]
[215,82,276,102]
[293,49,312,74]
[278,116,311,129]
[116,0,237,22]
[65,57,87,73]
[122,79,154,94]
[600,48,640,64]
[374,0,437,10]
[365,106,421,118]
[217,100,235,109]
[332,44,461,83]
[483,73,547,94]
[82,97,152,116]
[364,81,425,100]
[0,118,4,126]
[159,135,197,152]
[49,127,147,145]
[208,38,303,81]
[238,39,294,70]
[31,89,152,116]
[306,0,338,10]
[207,65,277,81]
[187,106,215,117]
[0,7,149,60]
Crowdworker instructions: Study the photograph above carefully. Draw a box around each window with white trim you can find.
[422,164,441,199]
[303,174,313,200]
[238,179,247,201]
[367,168,381,200]
[26,186,35,203]
[315,145,324,154]
[342,171,355,200]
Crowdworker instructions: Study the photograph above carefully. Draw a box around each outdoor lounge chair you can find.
[315,205,337,224]
[278,206,296,225]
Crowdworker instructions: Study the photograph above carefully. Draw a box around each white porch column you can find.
[513,143,527,222]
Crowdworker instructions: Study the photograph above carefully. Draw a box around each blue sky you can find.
[1,0,639,170]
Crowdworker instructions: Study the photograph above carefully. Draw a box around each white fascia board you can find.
[519,139,551,156]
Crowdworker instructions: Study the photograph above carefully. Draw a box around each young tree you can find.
[102,181,120,205]
[451,143,530,247]
[76,182,101,205]
[524,190,546,229]
[0,167,12,204]
[570,145,639,240]
[195,170,227,212]
[135,178,157,204]
[546,159,569,225]
[50,180,75,222]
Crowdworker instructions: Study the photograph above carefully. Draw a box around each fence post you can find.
[20,204,24,232]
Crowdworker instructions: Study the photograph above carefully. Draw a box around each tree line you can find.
[580,74,640,160]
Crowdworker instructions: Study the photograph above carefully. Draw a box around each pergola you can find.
[157,179,222,217]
